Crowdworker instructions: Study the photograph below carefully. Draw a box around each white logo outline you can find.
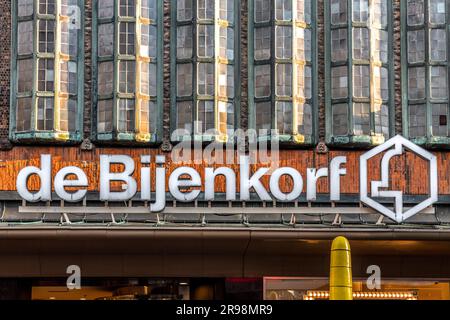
[360,135,438,223]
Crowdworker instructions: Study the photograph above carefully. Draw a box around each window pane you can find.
[373,66,389,101]
[39,0,55,15]
[140,100,156,133]
[197,101,215,134]
[219,0,234,22]
[97,100,113,132]
[119,22,135,55]
[332,103,348,136]
[177,63,193,96]
[372,0,388,27]
[276,26,293,59]
[177,0,193,21]
[254,65,271,97]
[176,101,193,133]
[296,64,312,99]
[37,97,54,131]
[177,26,193,59]
[256,101,272,133]
[98,23,114,56]
[141,25,157,58]
[148,63,157,96]
[407,30,425,63]
[353,103,370,135]
[120,0,135,17]
[16,98,32,132]
[197,63,215,95]
[197,25,214,58]
[297,103,312,135]
[98,0,115,19]
[39,20,55,53]
[432,104,448,136]
[430,29,447,62]
[219,26,234,60]
[430,66,448,99]
[38,59,55,92]
[353,28,369,60]
[429,0,446,24]
[18,0,34,17]
[275,0,293,21]
[218,64,234,98]
[408,67,426,100]
[17,59,33,93]
[18,21,34,55]
[331,66,348,99]
[218,101,234,134]
[60,61,78,95]
[331,0,347,25]
[407,0,424,26]
[296,0,312,24]
[353,66,370,98]
[409,104,427,137]
[374,104,389,137]
[98,61,114,96]
[60,99,77,132]
[295,28,311,62]
[372,29,388,63]
[276,64,293,97]
[276,102,293,135]
[198,0,214,19]
[119,61,136,93]
[331,28,348,62]
[118,99,135,132]
[353,0,369,22]
[142,0,157,20]
[255,0,271,22]
[254,27,271,60]
[61,22,78,57]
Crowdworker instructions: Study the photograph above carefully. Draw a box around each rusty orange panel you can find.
[0,146,447,195]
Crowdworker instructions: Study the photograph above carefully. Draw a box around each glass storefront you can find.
[264,277,450,300]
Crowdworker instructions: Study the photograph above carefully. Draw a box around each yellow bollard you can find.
[329,236,353,300]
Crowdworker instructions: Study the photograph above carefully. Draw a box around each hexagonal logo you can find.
[360,135,438,223]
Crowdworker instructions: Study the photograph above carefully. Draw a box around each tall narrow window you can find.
[171,0,239,142]
[94,0,163,143]
[403,0,450,145]
[326,0,393,146]
[249,0,317,144]
[11,0,84,142]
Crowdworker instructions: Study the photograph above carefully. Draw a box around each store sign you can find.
[360,135,437,223]
[15,136,438,223]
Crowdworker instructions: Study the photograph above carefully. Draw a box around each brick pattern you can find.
[317,0,325,142]
[240,0,248,133]
[0,0,12,150]
[84,0,93,139]
[162,0,171,146]
[0,0,406,150]
[393,0,402,135]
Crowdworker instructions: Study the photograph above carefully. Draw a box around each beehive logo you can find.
[360,135,438,223]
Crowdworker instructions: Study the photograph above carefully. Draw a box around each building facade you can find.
[0,0,449,300]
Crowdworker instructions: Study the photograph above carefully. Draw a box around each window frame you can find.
[170,0,241,143]
[325,0,395,147]
[248,0,318,145]
[92,0,164,144]
[10,0,85,143]
[401,0,450,146]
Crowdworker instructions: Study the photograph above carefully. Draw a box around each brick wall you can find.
[0,0,11,150]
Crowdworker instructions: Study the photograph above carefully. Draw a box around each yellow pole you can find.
[329,236,353,300]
